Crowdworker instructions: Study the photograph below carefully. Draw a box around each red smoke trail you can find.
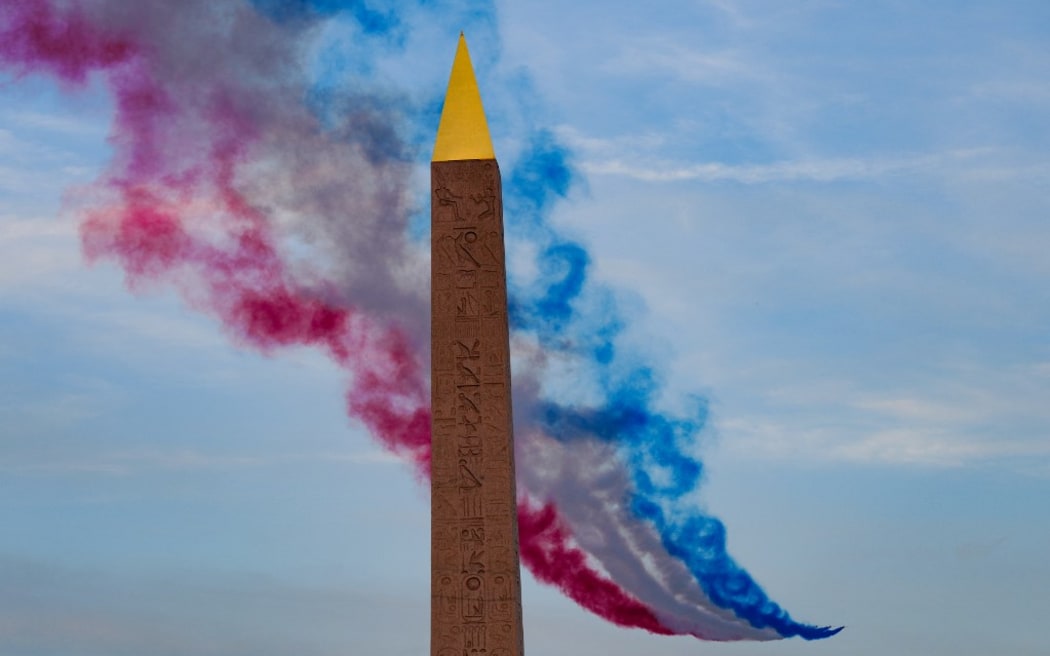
[518,502,674,634]
[1,0,671,635]
[77,51,434,472]
[0,1,132,82]
[4,0,434,470]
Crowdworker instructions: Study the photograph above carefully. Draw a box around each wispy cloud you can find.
[718,373,1050,469]
[0,448,403,477]
[0,386,121,434]
[0,215,82,290]
[828,429,1050,468]
[1,108,110,138]
[566,136,1008,184]
[720,416,1050,469]
[705,0,753,29]
[581,155,917,183]
[606,42,754,85]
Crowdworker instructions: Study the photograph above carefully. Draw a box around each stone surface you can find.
[431,158,524,656]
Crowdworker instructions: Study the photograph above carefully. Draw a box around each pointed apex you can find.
[432,34,495,162]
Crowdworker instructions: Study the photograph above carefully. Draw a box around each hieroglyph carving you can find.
[431,159,524,656]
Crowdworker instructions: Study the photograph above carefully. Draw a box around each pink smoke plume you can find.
[0,0,677,635]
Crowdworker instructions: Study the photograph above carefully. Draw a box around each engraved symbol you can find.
[437,235,457,267]
[434,187,464,222]
[456,231,481,268]
[459,461,481,488]
[471,190,496,221]
[462,488,483,519]
[482,288,502,316]
[465,576,482,591]
[457,360,480,387]
[464,624,487,654]
[492,573,513,611]
[455,340,480,360]
[480,230,502,266]
[435,572,458,616]
[458,444,482,458]
[457,291,479,317]
[463,593,485,619]
[463,551,485,574]
[455,318,480,339]
[456,269,478,289]
[458,392,481,420]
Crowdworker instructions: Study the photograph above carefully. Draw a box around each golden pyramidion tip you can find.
[432,33,495,162]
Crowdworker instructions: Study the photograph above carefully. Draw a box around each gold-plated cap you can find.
[432,33,495,162]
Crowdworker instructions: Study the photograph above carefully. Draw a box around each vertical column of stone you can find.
[431,159,523,656]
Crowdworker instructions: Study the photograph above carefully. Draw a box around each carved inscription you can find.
[432,160,523,656]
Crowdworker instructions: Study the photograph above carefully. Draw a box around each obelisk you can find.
[430,34,524,656]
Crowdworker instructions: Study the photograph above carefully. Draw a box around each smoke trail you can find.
[517,502,674,636]
[504,134,839,639]
[0,0,432,468]
[0,0,838,641]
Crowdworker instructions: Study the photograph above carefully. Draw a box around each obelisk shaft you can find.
[430,35,524,656]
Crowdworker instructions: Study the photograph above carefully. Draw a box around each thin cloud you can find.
[720,418,1050,469]
[578,150,996,184]
[712,362,1050,470]
[0,215,82,290]
[0,448,404,477]
[607,42,754,84]
[829,429,1050,468]
[2,108,110,138]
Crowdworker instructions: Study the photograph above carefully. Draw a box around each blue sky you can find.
[2,1,1049,654]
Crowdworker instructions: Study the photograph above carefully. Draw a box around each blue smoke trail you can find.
[532,360,840,637]
[505,132,839,639]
